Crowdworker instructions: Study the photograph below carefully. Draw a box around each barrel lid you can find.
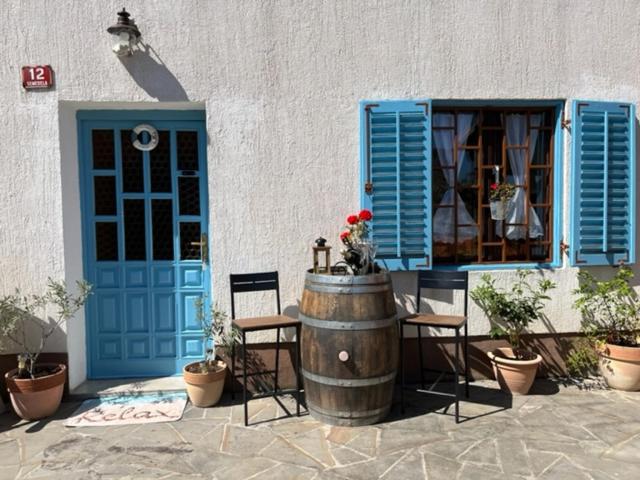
[305,270,392,286]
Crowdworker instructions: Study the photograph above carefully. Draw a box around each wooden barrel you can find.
[300,271,398,426]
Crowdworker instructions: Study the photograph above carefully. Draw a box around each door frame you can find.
[77,109,210,378]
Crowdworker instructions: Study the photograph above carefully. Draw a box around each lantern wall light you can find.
[107,8,141,57]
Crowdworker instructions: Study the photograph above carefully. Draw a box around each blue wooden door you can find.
[78,111,210,378]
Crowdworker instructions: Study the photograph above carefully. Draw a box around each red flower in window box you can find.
[347,215,359,225]
[489,182,515,202]
[340,231,351,242]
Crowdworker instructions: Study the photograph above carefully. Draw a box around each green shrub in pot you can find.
[573,266,640,391]
[471,270,555,394]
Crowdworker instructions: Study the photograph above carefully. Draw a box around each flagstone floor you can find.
[1,379,639,479]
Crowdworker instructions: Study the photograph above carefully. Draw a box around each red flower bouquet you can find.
[339,210,377,275]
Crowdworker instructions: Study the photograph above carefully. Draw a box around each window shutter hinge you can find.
[365,182,373,194]
[560,241,569,256]
[416,255,431,269]
[416,102,429,115]
[561,111,571,131]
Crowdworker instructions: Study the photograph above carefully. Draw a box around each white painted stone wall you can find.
[1,0,639,387]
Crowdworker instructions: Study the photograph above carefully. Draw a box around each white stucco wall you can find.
[1,0,639,387]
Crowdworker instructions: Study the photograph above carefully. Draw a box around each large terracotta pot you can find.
[599,343,640,391]
[5,364,66,420]
[487,348,541,395]
[183,360,227,407]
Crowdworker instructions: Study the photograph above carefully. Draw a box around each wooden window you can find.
[432,107,555,265]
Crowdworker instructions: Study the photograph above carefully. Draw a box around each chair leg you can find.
[399,320,405,414]
[295,324,301,417]
[242,331,248,427]
[454,327,460,424]
[417,325,425,390]
[274,327,281,395]
[464,321,470,398]
[231,342,236,401]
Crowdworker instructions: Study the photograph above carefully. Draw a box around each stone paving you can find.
[1,379,639,479]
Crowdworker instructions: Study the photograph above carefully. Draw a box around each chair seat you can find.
[232,314,300,332]
[401,313,466,328]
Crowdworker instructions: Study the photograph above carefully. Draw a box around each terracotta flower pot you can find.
[599,343,640,391]
[5,363,66,420]
[183,360,227,407]
[487,347,541,395]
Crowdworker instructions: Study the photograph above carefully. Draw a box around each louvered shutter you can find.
[360,100,432,270]
[570,100,636,266]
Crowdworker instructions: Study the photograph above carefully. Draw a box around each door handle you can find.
[190,233,208,268]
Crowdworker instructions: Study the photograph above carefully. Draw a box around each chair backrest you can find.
[229,271,281,319]
[416,270,469,316]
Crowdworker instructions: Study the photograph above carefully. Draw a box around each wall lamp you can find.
[107,8,141,57]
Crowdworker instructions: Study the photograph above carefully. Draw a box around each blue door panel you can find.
[154,293,176,332]
[182,337,204,358]
[125,293,148,333]
[96,294,120,333]
[153,265,175,287]
[78,111,210,378]
[181,266,203,288]
[181,293,201,332]
[156,337,177,358]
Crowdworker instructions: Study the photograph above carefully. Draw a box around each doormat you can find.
[65,392,188,427]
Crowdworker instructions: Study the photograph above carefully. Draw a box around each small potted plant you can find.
[573,266,640,391]
[0,279,91,420]
[183,299,239,407]
[471,270,556,394]
[489,182,516,220]
[339,209,379,275]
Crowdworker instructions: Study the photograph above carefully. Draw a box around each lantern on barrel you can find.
[312,237,332,274]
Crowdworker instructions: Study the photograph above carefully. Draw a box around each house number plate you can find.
[21,65,54,89]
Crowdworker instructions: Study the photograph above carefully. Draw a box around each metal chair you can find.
[229,271,301,426]
[399,270,470,423]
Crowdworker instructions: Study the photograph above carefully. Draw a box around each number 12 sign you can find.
[21,65,54,89]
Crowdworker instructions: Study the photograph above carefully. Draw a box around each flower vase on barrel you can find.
[338,209,380,275]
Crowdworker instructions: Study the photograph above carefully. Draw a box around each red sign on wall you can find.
[21,65,54,89]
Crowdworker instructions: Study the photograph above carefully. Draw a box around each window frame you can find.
[432,104,556,267]
[360,99,565,271]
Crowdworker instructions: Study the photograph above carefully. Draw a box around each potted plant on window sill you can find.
[489,182,516,221]
[0,279,92,420]
[471,270,556,395]
[183,299,239,407]
[573,266,640,391]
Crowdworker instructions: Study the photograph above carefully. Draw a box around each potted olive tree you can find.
[573,266,640,391]
[471,270,556,395]
[0,279,91,420]
[183,299,239,407]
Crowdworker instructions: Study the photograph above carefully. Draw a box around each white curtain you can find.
[496,114,544,239]
[433,113,478,244]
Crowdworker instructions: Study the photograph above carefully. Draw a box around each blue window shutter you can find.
[570,100,636,266]
[360,100,432,270]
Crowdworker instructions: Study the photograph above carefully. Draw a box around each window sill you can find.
[378,258,561,272]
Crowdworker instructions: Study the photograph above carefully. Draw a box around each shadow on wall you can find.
[119,43,189,101]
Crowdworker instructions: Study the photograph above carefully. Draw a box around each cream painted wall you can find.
[1,1,639,387]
